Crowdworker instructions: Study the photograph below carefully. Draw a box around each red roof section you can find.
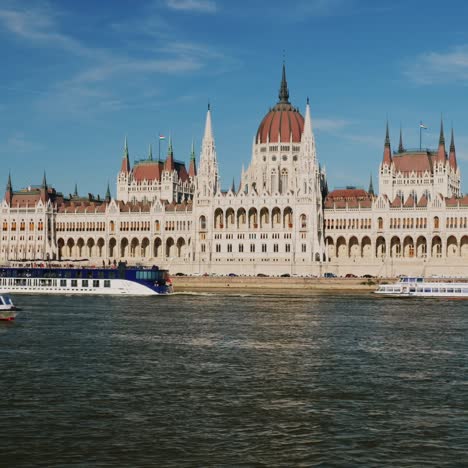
[327,188,370,200]
[133,162,163,182]
[393,153,434,174]
[256,104,304,144]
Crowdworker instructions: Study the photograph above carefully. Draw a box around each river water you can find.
[1,292,467,467]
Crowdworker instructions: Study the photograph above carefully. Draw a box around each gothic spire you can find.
[450,127,455,152]
[190,139,196,161]
[203,103,213,141]
[164,135,175,172]
[368,174,374,196]
[188,139,197,177]
[40,171,48,203]
[398,126,404,153]
[105,182,111,202]
[121,136,130,173]
[382,121,392,165]
[439,118,445,146]
[278,62,290,103]
[73,183,78,197]
[437,118,446,163]
[5,172,13,205]
[449,127,458,171]
[148,144,153,161]
[231,177,235,193]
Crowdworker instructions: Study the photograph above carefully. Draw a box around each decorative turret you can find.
[5,172,13,205]
[368,174,375,196]
[231,177,236,193]
[197,103,220,196]
[279,61,290,104]
[105,182,111,202]
[382,122,392,165]
[398,126,404,153]
[449,128,458,171]
[73,183,78,197]
[40,171,48,203]
[164,136,175,172]
[437,119,446,163]
[301,96,316,159]
[120,137,130,173]
[148,144,153,161]
[188,140,197,178]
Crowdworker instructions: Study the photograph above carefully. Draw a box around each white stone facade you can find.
[1,67,467,277]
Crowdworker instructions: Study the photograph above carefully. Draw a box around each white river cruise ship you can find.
[375,277,468,298]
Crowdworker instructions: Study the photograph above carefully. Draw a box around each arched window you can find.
[270,169,277,193]
[300,214,307,229]
[378,217,383,230]
[281,169,288,194]
[434,216,439,229]
[199,215,207,230]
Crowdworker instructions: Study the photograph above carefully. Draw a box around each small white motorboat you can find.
[0,294,20,321]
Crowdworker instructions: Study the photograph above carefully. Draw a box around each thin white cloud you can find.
[0,3,233,117]
[165,0,217,13]
[314,118,351,131]
[405,45,468,85]
[6,132,43,153]
[0,6,99,58]
[344,134,382,147]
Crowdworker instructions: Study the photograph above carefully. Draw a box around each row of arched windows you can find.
[2,220,43,231]
[56,222,105,232]
[209,207,297,230]
[326,218,372,230]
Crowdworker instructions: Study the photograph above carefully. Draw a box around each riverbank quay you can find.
[172,276,390,294]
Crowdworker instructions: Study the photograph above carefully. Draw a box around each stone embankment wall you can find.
[172,276,387,293]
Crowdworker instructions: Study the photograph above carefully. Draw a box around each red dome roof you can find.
[256,103,304,144]
[256,63,304,144]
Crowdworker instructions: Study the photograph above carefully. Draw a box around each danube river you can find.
[1,293,467,467]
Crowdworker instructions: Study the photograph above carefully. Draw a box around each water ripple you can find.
[1,294,467,467]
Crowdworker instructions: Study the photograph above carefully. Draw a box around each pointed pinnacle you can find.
[385,121,390,147]
[148,144,153,160]
[168,135,173,155]
[190,139,196,160]
[439,118,445,146]
[398,126,404,153]
[124,136,129,158]
[279,62,289,103]
[450,127,455,152]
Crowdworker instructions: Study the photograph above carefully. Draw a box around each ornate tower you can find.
[196,104,220,198]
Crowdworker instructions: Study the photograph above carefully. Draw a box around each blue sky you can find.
[1,0,468,197]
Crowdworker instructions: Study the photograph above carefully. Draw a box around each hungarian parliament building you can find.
[2,65,467,276]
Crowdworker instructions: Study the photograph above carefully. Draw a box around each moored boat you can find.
[375,276,468,298]
[0,262,173,296]
[0,294,19,321]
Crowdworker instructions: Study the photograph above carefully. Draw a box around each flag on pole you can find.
[159,135,166,140]
[419,123,427,129]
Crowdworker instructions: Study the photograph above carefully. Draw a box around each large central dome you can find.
[256,64,304,144]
